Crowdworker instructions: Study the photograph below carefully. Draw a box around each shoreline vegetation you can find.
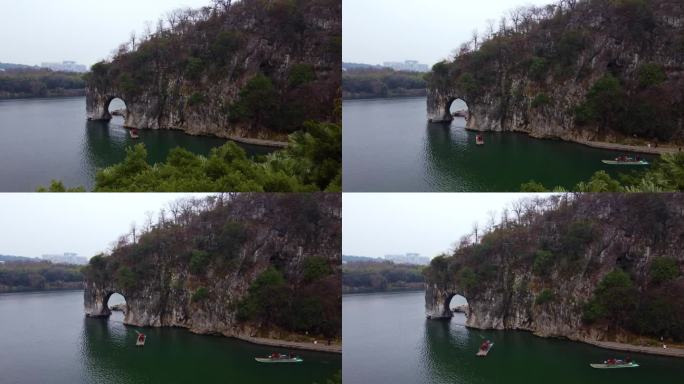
[235,334,341,354]
[39,121,341,192]
[342,258,425,294]
[0,261,83,293]
[342,67,426,100]
[0,67,85,99]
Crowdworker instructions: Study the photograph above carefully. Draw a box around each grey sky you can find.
[343,0,554,66]
[0,193,211,259]
[1,0,212,67]
[342,193,543,259]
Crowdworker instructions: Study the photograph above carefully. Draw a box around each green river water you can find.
[0,290,340,384]
[343,291,683,384]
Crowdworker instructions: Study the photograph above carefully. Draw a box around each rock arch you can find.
[427,88,469,124]
[425,283,462,319]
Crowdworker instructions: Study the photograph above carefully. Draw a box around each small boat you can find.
[602,156,648,165]
[135,332,146,347]
[129,128,139,139]
[255,353,303,363]
[590,359,639,369]
[476,135,485,146]
[476,340,494,356]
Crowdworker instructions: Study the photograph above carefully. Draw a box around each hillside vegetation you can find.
[428,0,683,143]
[424,194,684,343]
[83,193,341,340]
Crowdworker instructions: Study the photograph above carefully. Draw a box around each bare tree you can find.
[129,31,137,51]
[130,222,137,244]
[471,29,479,50]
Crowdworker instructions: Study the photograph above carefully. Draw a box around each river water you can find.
[343,97,655,192]
[0,291,340,384]
[342,291,684,384]
[0,97,273,191]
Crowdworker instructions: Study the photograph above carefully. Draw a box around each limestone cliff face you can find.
[427,0,683,143]
[86,0,341,143]
[425,194,684,343]
[84,193,341,339]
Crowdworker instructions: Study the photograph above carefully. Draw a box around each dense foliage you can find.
[427,0,683,142]
[343,261,424,293]
[82,194,341,339]
[85,0,340,135]
[42,121,341,192]
[342,68,426,99]
[237,266,340,338]
[522,151,684,192]
[0,69,85,99]
[0,261,83,292]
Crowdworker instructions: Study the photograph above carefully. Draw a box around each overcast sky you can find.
[0,0,212,67]
[0,193,211,259]
[342,193,543,259]
[343,0,554,66]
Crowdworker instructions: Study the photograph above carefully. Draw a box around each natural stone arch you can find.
[427,88,468,124]
[425,283,461,319]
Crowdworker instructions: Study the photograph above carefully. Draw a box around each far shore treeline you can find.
[343,256,425,293]
[0,66,85,99]
[0,260,83,293]
[342,66,426,100]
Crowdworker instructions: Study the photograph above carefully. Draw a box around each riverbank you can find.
[465,126,680,155]
[581,339,684,359]
[234,334,342,354]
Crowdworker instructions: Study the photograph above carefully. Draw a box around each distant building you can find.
[384,253,431,266]
[382,60,430,73]
[41,252,88,265]
[40,61,87,73]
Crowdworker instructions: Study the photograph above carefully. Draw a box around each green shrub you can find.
[532,250,554,275]
[583,269,638,325]
[529,57,548,81]
[535,289,555,305]
[185,57,204,81]
[192,287,209,302]
[115,266,136,290]
[303,256,332,282]
[531,93,551,108]
[288,64,316,87]
[187,92,204,106]
[638,63,667,88]
[458,267,477,291]
[211,31,243,60]
[189,250,210,274]
[649,257,679,285]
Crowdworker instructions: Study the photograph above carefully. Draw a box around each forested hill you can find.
[424,194,684,344]
[83,194,341,342]
[0,67,85,99]
[428,0,683,144]
[86,0,341,142]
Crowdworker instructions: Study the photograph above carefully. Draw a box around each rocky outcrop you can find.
[86,0,341,143]
[427,0,684,143]
[425,194,684,343]
[84,193,341,340]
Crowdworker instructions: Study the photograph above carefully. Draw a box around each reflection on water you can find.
[343,291,684,384]
[343,97,655,192]
[0,291,340,384]
[0,97,274,191]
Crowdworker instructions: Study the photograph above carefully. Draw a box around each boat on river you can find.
[476,135,485,146]
[129,128,139,139]
[590,359,639,369]
[476,340,494,356]
[255,353,303,363]
[135,332,146,347]
[602,156,648,165]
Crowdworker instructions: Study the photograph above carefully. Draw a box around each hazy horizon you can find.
[343,0,554,66]
[0,0,212,68]
[0,193,212,259]
[342,193,542,259]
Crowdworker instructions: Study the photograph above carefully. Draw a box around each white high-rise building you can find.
[41,253,88,265]
[384,253,431,266]
[382,60,430,73]
[40,61,88,73]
